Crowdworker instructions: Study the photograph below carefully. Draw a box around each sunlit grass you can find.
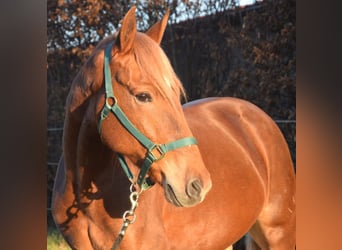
[47,227,70,250]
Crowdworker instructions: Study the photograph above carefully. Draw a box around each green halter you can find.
[98,43,197,190]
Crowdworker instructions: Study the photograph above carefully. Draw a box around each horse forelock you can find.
[131,32,186,103]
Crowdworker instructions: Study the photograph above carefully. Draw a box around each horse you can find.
[51,6,296,250]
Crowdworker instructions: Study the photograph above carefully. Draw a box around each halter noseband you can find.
[98,43,197,190]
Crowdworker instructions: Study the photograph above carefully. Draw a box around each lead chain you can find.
[118,184,142,236]
[112,185,143,250]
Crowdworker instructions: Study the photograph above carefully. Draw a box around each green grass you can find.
[47,227,70,250]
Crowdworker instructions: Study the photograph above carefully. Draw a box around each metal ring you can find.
[129,183,136,193]
[130,191,139,203]
[105,96,117,108]
[123,210,136,224]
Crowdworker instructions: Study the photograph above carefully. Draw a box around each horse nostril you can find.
[186,179,202,199]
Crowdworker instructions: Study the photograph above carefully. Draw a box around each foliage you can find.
[47,227,70,250]
[160,0,295,121]
[228,0,296,120]
[48,0,123,50]
[47,0,239,51]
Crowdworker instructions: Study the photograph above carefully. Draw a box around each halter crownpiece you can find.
[98,43,198,190]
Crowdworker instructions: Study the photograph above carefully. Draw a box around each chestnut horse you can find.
[51,7,296,250]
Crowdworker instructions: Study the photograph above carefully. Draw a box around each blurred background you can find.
[47,0,295,248]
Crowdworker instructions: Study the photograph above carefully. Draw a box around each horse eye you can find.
[135,92,152,103]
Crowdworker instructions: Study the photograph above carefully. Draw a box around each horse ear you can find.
[146,9,170,45]
[117,6,137,54]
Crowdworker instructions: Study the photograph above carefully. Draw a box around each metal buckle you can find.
[149,145,165,161]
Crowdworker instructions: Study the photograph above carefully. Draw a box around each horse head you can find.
[78,6,211,207]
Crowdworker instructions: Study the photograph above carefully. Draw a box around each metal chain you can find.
[111,184,142,250]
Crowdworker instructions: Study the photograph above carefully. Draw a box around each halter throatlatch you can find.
[98,43,198,190]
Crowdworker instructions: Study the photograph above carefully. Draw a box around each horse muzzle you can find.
[163,178,211,207]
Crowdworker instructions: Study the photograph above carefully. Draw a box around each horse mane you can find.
[131,32,186,103]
